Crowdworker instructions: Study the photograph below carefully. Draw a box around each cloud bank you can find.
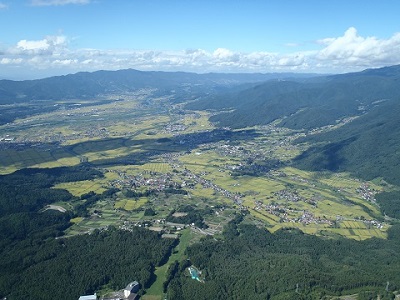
[0,2,8,10]
[1,27,400,79]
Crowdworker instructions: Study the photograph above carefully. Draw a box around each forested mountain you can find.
[187,65,400,130]
[0,69,315,103]
[293,99,400,185]
[185,65,400,186]
[0,226,175,300]
[167,217,400,300]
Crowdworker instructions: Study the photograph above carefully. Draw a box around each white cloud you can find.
[52,59,78,65]
[277,54,305,67]
[0,2,8,9]
[0,58,23,65]
[316,27,400,69]
[17,39,50,51]
[2,28,400,79]
[14,35,67,55]
[30,0,90,6]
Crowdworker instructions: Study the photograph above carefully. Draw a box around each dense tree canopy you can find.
[167,219,400,300]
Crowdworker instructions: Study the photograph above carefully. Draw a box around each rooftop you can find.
[78,294,97,300]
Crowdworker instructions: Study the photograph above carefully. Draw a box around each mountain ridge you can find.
[0,68,317,103]
[186,64,400,130]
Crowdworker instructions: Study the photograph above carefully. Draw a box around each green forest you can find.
[294,99,400,186]
[0,226,176,299]
[0,165,177,299]
[166,216,400,300]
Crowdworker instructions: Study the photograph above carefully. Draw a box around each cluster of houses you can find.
[108,169,180,192]
[356,183,377,203]
[253,200,333,226]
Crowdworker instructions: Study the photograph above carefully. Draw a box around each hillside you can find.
[184,65,400,186]
[187,65,400,130]
[293,99,400,185]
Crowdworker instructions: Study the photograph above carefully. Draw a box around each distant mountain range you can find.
[0,69,316,104]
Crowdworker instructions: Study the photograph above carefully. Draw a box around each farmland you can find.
[0,90,390,243]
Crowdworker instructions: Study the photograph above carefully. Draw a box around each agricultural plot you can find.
[114,197,148,211]
[0,147,79,174]
[180,111,214,132]
[54,172,115,196]
[135,162,172,173]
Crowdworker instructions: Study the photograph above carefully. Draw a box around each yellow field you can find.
[54,177,110,196]
[251,209,281,223]
[136,162,172,173]
[70,217,84,224]
[114,197,148,211]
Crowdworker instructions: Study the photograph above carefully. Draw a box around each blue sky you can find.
[1,0,400,79]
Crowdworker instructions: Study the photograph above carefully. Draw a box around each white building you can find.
[78,293,97,300]
[124,281,140,298]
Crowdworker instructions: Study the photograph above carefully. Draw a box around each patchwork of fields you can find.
[0,94,390,242]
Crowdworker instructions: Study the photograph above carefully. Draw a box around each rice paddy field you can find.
[176,149,388,240]
[114,197,148,211]
[54,171,119,196]
[0,94,390,241]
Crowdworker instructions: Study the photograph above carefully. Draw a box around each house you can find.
[99,281,140,300]
[79,293,97,300]
[124,281,140,298]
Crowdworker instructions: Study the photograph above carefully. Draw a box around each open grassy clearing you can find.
[144,229,196,299]
[180,111,214,132]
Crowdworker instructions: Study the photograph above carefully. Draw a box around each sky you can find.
[1,0,400,80]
